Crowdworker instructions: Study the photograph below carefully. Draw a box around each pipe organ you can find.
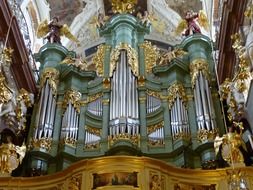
[109,50,139,140]
[28,13,224,173]
[34,68,59,142]
[190,60,216,135]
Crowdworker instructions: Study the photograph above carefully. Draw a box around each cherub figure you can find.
[90,10,110,29]
[175,10,209,36]
[137,11,156,27]
[37,17,79,44]
[158,48,187,65]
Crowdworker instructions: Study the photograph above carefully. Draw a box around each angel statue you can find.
[90,10,110,29]
[175,10,209,36]
[37,17,79,44]
[137,11,157,27]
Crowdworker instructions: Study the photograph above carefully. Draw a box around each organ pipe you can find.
[193,70,216,133]
[109,50,139,140]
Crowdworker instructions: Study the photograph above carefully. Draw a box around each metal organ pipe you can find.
[109,50,139,138]
[35,80,57,140]
[193,70,216,133]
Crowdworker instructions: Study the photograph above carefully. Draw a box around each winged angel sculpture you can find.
[37,17,80,44]
[175,10,209,36]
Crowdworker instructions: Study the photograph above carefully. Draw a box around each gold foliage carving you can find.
[189,58,210,87]
[40,67,59,96]
[108,134,140,147]
[139,41,159,74]
[111,0,137,14]
[85,126,101,136]
[110,43,138,77]
[167,83,187,109]
[157,48,187,66]
[0,72,13,104]
[1,47,14,64]
[147,121,164,135]
[69,175,81,190]
[62,89,82,113]
[92,45,106,77]
[147,89,161,99]
[61,56,88,71]
[31,137,52,151]
[87,92,103,103]
[197,128,217,142]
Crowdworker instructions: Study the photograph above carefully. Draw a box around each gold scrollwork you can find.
[111,0,137,14]
[92,45,106,77]
[173,132,191,141]
[63,137,77,147]
[197,128,217,142]
[147,89,161,99]
[0,72,13,104]
[69,175,81,190]
[62,89,81,113]
[110,43,138,77]
[157,48,187,66]
[1,47,14,64]
[87,92,103,103]
[31,137,52,151]
[189,58,210,87]
[61,56,87,71]
[40,67,59,96]
[147,121,164,135]
[85,126,101,136]
[108,134,140,147]
[148,139,164,146]
[139,41,159,74]
[167,83,187,109]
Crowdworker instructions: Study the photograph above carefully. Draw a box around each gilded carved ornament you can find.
[0,72,13,104]
[61,55,88,71]
[189,58,210,87]
[137,75,145,87]
[31,137,52,151]
[147,89,161,99]
[231,33,252,93]
[147,121,164,135]
[15,88,34,130]
[139,41,159,74]
[1,47,14,64]
[69,176,81,190]
[108,133,140,147]
[103,78,110,89]
[111,0,137,14]
[0,140,26,174]
[221,122,245,166]
[40,67,59,96]
[110,43,138,77]
[85,126,101,136]
[87,92,103,103]
[92,44,106,77]
[157,48,187,66]
[167,83,187,109]
[197,128,217,142]
[62,89,81,113]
